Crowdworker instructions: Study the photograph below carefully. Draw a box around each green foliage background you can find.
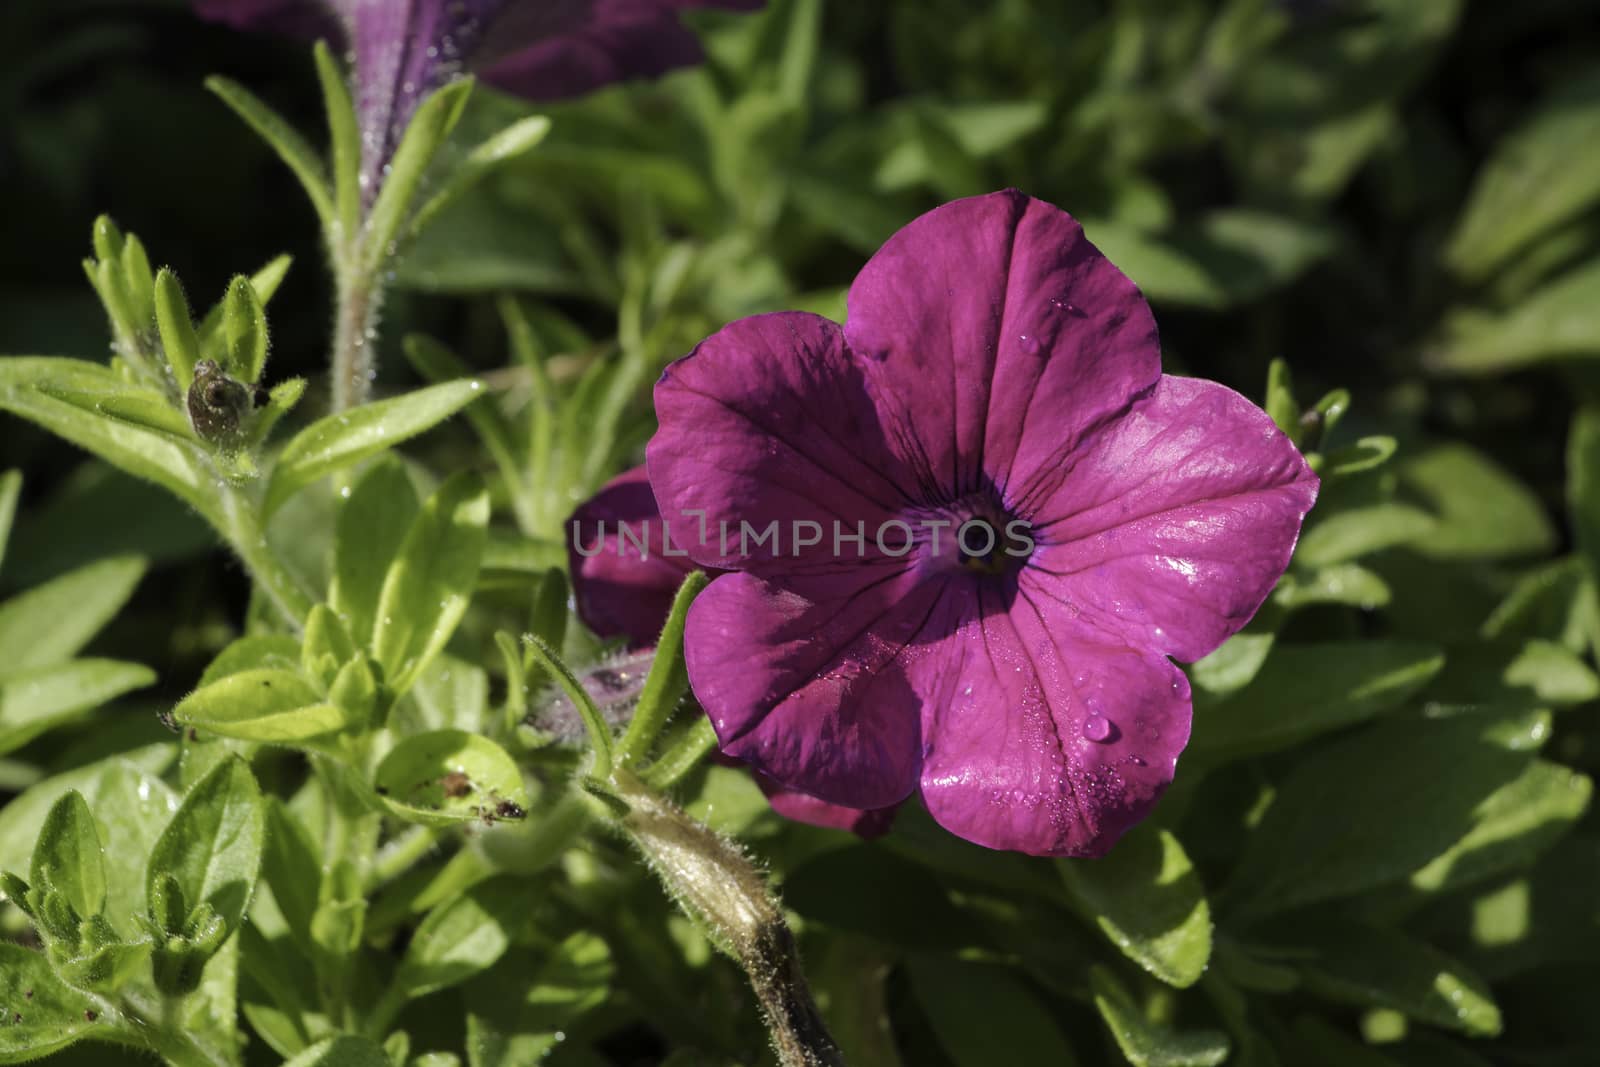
[1,0,1599,1064]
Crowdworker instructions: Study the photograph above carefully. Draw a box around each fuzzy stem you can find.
[218,486,315,628]
[329,259,384,413]
[612,770,845,1067]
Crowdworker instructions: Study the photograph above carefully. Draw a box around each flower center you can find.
[914,497,1032,580]
[957,518,1010,575]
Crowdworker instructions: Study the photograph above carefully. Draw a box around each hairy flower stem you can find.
[610,770,845,1067]
[329,258,384,413]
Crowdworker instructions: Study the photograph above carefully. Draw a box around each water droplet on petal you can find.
[1083,714,1112,743]
[1018,334,1040,355]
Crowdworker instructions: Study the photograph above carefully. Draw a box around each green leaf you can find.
[1568,408,1600,573]
[302,603,357,689]
[1432,256,1600,373]
[464,933,613,1067]
[0,757,177,932]
[1191,641,1443,761]
[1295,504,1436,567]
[1089,966,1229,1067]
[364,78,474,275]
[399,876,524,998]
[199,634,303,685]
[261,797,320,944]
[371,473,489,695]
[374,729,527,827]
[1189,632,1276,698]
[907,956,1079,1066]
[1321,436,1398,477]
[0,360,212,513]
[205,76,334,229]
[0,553,144,672]
[173,669,351,742]
[331,458,420,649]
[1265,359,1300,438]
[1229,716,1533,918]
[1272,563,1392,610]
[196,255,293,354]
[221,275,268,383]
[1289,921,1501,1037]
[283,1036,393,1067]
[411,115,552,238]
[403,653,488,735]
[264,378,482,518]
[0,659,157,755]
[1408,760,1590,893]
[1482,556,1600,657]
[29,791,106,921]
[0,943,102,1062]
[154,269,202,392]
[617,571,709,768]
[1424,638,1600,707]
[0,469,19,577]
[1405,443,1556,559]
[313,40,362,243]
[1059,825,1211,988]
[146,756,265,938]
[1444,70,1600,283]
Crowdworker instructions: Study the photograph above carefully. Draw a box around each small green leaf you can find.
[196,254,293,355]
[411,115,552,237]
[0,553,147,671]
[464,933,613,1067]
[199,634,303,685]
[328,655,378,727]
[372,473,489,695]
[1191,641,1443,761]
[332,458,421,649]
[283,1036,393,1067]
[0,360,212,513]
[29,791,106,921]
[1089,966,1229,1067]
[374,729,527,827]
[0,658,157,755]
[1229,715,1533,918]
[1296,503,1436,567]
[1190,631,1276,698]
[0,943,102,1062]
[313,40,362,242]
[1433,256,1600,373]
[1059,825,1211,988]
[1568,408,1600,574]
[0,469,20,577]
[1402,444,1556,560]
[617,571,709,768]
[95,390,195,440]
[1265,359,1299,438]
[399,876,524,998]
[261,798,320,944]
[1290,922,1502,1037]
[264,378,483,518]
[1321,436,1397,477]
[245,376,307,449]
[174,669,350,742]
[364,78,474,275]
[146,756,265,938]
[908,956,1079,1066]
[154,268,202,392]
[1444,70,1600,283]
[91,216,123,262]
[206,76,334,228]
[1273,564,1392,610]
[303,603,357,689]
[1408,760,1590,893]
[221,275,268,383]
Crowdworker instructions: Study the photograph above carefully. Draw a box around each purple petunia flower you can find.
[194,0,761,192]
[569,465,897,836]
[645,189,1318,857]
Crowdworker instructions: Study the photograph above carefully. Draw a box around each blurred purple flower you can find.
[646,189,1318,857]
[568,466,897,836]
[194,0,761,191]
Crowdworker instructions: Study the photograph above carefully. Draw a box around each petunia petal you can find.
[477,0,761,101]
[647,311,917,572]
[567,465,699,646]
[684,568,951,809]
[755,773,897,838]
[844,189,1161,503]
[916,582,1191,857]
[1021,375,1318,663]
